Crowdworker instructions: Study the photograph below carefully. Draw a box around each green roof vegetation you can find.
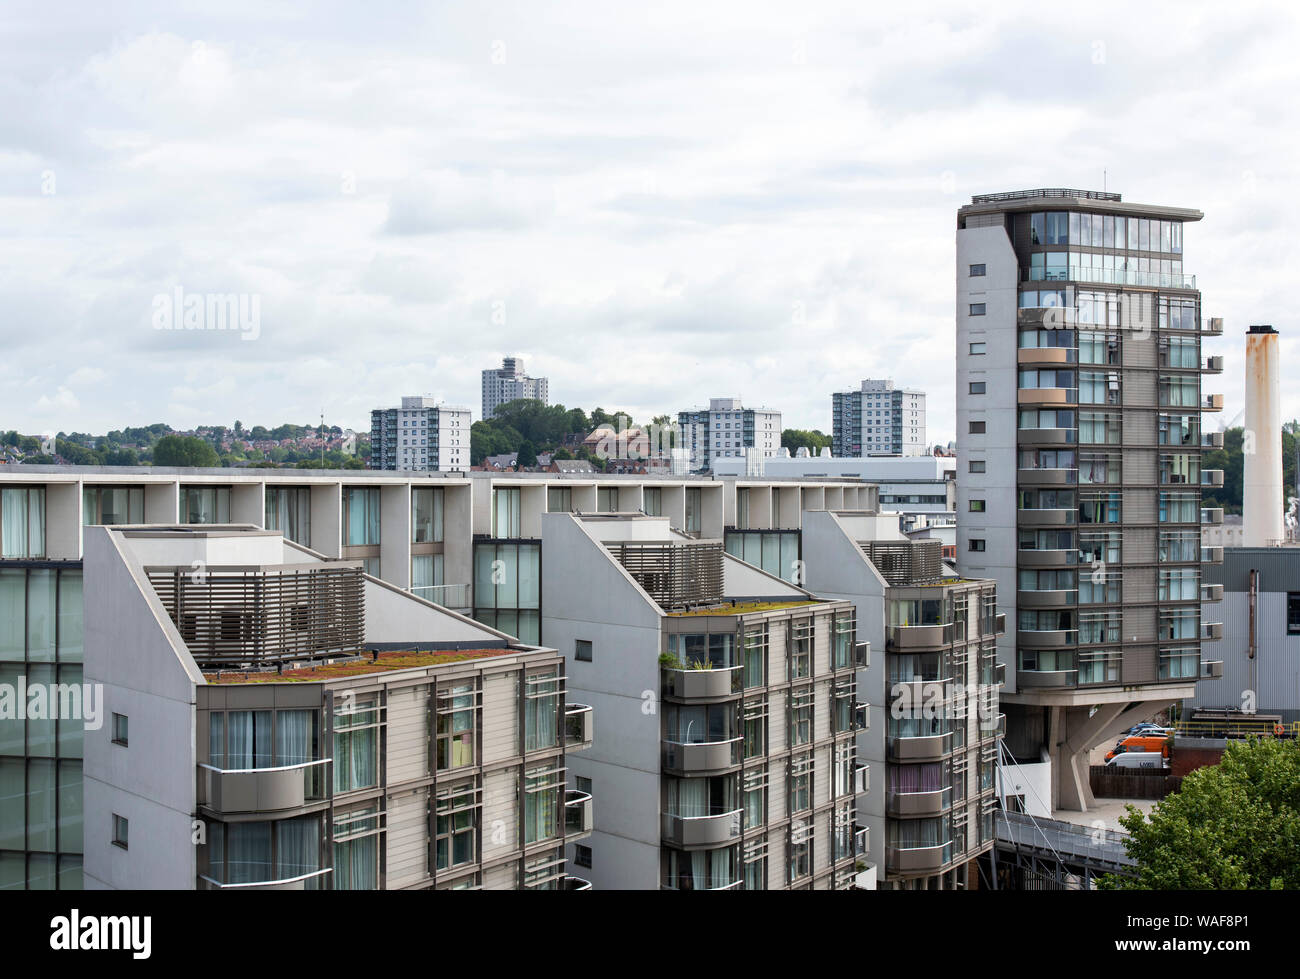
[666,600,821,617]
[205,648,515,684]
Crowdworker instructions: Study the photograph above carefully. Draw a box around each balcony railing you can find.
[855,641,871,668]
[1018,507,1076,527]
[1201,622,1223,641]
[886,841,954,874]
[1017,467,1078,486]
[198,758,331,815]
[887,786,953,816]
[565,789,594,838]
[1202,431,1224,448]
[662,666,742,700]
[1017,426,1078,444]
[1017,669,1078,688]
[1017,588,1078,607]
[198,867,333,891]
[1017,547,1077,567]
[1202,394,1224,412]
[565,703,594,751]
[1201,507,1224,525]
[1201,546,1224,564]
[1204,355,1224,373]
[1201,469,1225,487]
[660,808,743,847]
[854,763,869,796]
[562,875,593,890]
[887,732,953,761]
[1017,628,1077,648]
[1201,660,1224,679]
[662,737,743,773]
[411,582,471,610]
[887,623,954,650]
[1201,583,1223,602]
[661,876,743,891]
[1023,265,1196,290]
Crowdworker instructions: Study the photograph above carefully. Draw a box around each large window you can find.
[643,487,662,517]
[436,683,476,771]
[180,486,230,524]
[789,687,813,746]
[435,781,478,872]
[473,541,541,645]
[684,488,702,533]
[1,488,46,559]
[523,766,563,844]
[788,619,813,679]
[333,700,378,793]
[411,487,444,543]
[523,670,560,752]
[492,488,521,537]
[1288,594,1300,636]
[265,487,311,545]
[742,624,767,688]
[206,815,322,888]
[83,486,144,526]
[332,806,380,889]
[342,487,381,546]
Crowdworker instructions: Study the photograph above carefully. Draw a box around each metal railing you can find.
[411,582,471,608]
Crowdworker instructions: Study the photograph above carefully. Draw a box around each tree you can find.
[152,435,220,468]
[1101,738,1300,889]
[517,440,538,468]
[782,428,832,454]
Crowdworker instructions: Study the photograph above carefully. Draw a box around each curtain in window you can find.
[227,711,272,769]
[411,554,433,599]
[227,821,272,884]
[276,710,313,766]
[334,833,377,890]
[2,489,28,558]
[673,778,708,818]
[518,544,540,609]
[276,817,320,886]
[334,726,376,792]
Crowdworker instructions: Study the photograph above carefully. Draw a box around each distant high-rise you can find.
[676,398,781,472]
[832,379,926,457]
[481,356,549,419]
[955,188,1224,812]
[370,396,471,472]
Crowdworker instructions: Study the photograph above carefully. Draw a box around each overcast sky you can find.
[2,0,1297,446]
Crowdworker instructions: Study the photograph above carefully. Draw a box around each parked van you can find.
[1105,751,1167,770]
[1105,734,1171,762]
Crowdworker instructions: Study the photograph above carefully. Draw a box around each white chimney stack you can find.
[1243,325,1283,547]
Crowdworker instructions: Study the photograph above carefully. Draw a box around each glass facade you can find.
[1,488,46,559]
[473,541,541,645]
[265,486,312,545]
[82,486,144,526]
[724,530,801,584]
[0,564,84,889]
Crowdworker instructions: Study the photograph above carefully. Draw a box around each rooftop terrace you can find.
[666,599,821,617]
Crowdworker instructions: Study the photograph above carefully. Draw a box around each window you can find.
[790,687,813,746]
[969,460,986,473]
[788,820,812,883]
[332,806,380,889]
[743,625,767,688]
[435,781,478,871]
[969,264,986,277]
[969,500,986,513]
[436,683,476,771]
[969,382,986,394]
[411,487,444,543]
[969,421,986,434]
[969,303,986,316]
[574,844,592,868]
[523,766,563,844]
[575,639,592,663]
[789,754,812,813]
[112,814,128,850]
[111,714,128,746]
[1288,594,1300,635]
[789,619,812,679]
[524,670,560,751]
[969,539,986,552]
[1,487,46,559]
[334,700,379,792]
[342,487,381,546]
[969,342,986,355]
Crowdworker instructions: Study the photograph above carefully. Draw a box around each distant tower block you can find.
[1243,325,1283,546]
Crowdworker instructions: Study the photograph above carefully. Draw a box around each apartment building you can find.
[541,512,870,889]
[481,356,548,420]
[369,397,471,473]
[802,511,1005,889]
[677,398,782,473]
[955,188,1223,811]
[833,379,927,457]
[64,523,591,891]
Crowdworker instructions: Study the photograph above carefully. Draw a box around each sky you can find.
[2,0,1298,448]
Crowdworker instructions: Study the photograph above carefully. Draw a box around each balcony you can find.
[854,862,877,890]
[1201,622,1223,641]
[565,789,594,839]
[1202,431,1225,449]
[1017,629,1077,648]
[887,732,953,761]
[1201,469,1225,488]
[1018,467,1077,486]
[1203,355,1224,374]
[854,763,869,796]
[887,623,954,650]
[565,703,594,751]
[1203,317,1224,335]
[662,666,741,700]
[1018,388,1077,406]
[1017,427,1077,445]
[1018,507,1075,527]
[1017,346,1076,366]
[1017,669,1078,688]
[887,786,953,817]
[981,713,1007,741]
[1201,546,1224,564]
[1201,660,1224,679]
[1201,583,1224,602]
[660,808,743,847]
[562,875,592,890]
[1017,588,1078,608]
[1201,507,1224,525]
[198,868,333,891]
[411,582,472,611]
[996,662,1007,686]
[1017,548,1076,567]
[1018,306,1077,328]
[886,841,953,874]
[661,876,743,891]
[1202,394,1224,412]
[662,737,742,774]
[198,759,330,815]
[855,641,871,668]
